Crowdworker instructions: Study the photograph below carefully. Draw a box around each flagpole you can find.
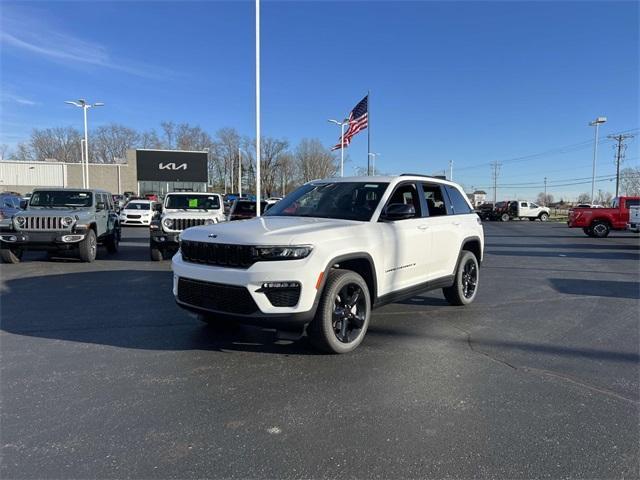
[255,0,261,216]
[367,90,371,176]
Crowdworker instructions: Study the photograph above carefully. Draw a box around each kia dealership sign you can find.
[136,150,208,182]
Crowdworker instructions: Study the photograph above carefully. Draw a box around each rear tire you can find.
[78,229,97,262]
[0,247,22,264]
[308,269,371,354]
[591,221,610,238]
[150,247,163,261]
[443,251,480,306]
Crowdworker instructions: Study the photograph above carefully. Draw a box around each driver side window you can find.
[384,183,421,219]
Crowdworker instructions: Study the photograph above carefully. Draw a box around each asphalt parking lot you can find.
[1,221,639,479]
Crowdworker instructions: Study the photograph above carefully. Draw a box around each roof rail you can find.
[400,173,448,180]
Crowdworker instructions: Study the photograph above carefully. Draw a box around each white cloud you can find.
[0,7,172,79]
[1,92,39,106]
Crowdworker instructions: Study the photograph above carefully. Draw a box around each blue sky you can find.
[1,0,638,200]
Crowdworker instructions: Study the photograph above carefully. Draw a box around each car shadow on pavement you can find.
[549,278,640,300]
[0,270,319,355]
[489,242,640,250]
[487,250,639,260]
[366,327,640,364]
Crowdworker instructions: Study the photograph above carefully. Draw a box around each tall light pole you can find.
[449,160,454,181]
[255,0,261,216]
[329,119,349,177]
[589,116,607,205]
[368,152,380,175]
[65,99,104,188]
[238,146,242,197]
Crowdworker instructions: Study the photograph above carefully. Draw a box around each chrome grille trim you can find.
[165,218,207,232]
[21,216,69,231]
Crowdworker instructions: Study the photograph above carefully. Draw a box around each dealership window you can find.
[138,181,206,196]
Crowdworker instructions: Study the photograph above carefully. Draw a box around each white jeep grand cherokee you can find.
[172,175,484,353]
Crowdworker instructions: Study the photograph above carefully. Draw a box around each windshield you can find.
[165,194,220,210]
[29,190,93,208]
[125,202,152,210]
[264,182,389,221]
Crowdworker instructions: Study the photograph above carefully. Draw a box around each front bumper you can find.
[150,229,180,248]
[0,230,85,249]
[172,251,323,328]
[121,216,152,226]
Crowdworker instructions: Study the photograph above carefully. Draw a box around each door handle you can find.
[453,221,461,226]
[418,224,429,230]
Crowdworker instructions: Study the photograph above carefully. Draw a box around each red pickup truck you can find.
[568,196,640,237]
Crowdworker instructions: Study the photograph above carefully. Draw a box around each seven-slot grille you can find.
[168,218,207,231]
[180,240,254,268]
[177,277,258,314]
[21,216,70,231]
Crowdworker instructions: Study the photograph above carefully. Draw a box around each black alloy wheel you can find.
[332,283,367,343]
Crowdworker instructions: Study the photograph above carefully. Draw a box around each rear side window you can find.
[445,185,473,214]
[422,183,448,217]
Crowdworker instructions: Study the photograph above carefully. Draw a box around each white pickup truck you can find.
[628,205,640,233]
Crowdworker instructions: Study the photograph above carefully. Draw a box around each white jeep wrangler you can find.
[150,192,225,261]
[172,175,484,353]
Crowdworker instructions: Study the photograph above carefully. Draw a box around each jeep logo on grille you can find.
[158,162,188,171]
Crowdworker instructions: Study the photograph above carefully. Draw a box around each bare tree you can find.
[620,167,640,196]
[261,137,289,196]
[595,190,613,206]
[139,129,163,149]
[175,124,213,151]
[295,138,338,183]
[213,128,241,192]
[91,124,139,163]
[160,121,176,149]
[0,144,8,160]
[536,192,554,206]
[9,142,33,160]
[30,127,82,162]
[576,193,591,204]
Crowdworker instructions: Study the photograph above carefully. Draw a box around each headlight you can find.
[61,216,74,227]
[15,216,25,227]
[162,218,174,228]
[254,245,313,260]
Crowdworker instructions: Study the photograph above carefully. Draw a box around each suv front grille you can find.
[167,218,207,232]
[180,240,254,268]
[177,277,258,315]
[21,216,68,231]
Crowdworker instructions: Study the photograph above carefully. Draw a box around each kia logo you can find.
[158,162,188,170]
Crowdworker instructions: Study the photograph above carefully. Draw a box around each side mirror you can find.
[96,202,106,211]
[154,203,163,213]
[382,203,415,221]
[19,200,27,209]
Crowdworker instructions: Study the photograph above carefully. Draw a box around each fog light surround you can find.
[0,235,17,242]
[62,234,85,243]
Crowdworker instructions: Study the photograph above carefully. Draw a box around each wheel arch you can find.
[461,236,483,264]
[319,253,378,303]
[590,217,611,227]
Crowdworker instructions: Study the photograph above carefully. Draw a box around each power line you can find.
[607,133,635,196]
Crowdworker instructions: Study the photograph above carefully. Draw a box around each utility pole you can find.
[544,177,547,206]
[607,134,634,197]
[490,161,501,204]
[449,160,453,181]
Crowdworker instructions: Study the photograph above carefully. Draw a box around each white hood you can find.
[180,216,365,245]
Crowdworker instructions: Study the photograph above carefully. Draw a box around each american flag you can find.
[332,95,368,150]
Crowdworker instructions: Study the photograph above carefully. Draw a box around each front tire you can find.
[0,247,22,264]
[150,247,163,261]
[78,229,97,262]
[500,213,510,222]
[308,269,371,354]
[443,251,480,306]
[591,221,610,238]
[105,230,120,254]
[539,212,549,222]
